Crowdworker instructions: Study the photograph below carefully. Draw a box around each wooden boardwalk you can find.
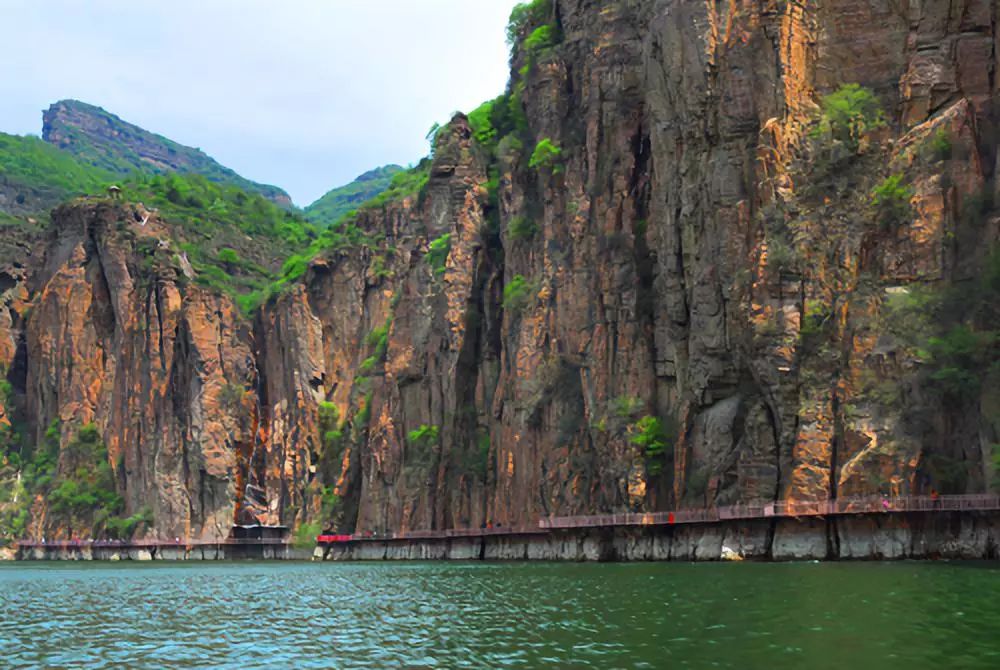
[538,494,1000,529]
[17,494,1000,551]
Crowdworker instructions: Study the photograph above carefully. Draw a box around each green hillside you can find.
[119,173,318,308]
[0,133,113,215]
[304,164,403,226]
[44,100,292,206]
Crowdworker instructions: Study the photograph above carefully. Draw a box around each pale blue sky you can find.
[0,0,520,205]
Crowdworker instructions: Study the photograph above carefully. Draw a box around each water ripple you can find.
[2,561,1000,668]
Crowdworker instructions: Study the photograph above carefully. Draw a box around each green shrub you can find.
[612,396,644,419]
[468,100,498,147]
[406,424,440,467]
[529,138,563,171]
[871,174,913,230]
[354,392,374,432]
[811,83,885,148]
[507,215,538,241]
[503,275,538,314]
[320,486,341,519]
[281,254,309,280]
[927,128,953,162]
[464,430,491,480]
[118,173,319,309]
[885,249,999,402]
[219,382,247,411]
[630,416,670,475]
[46,424,123,525]
[216,248,240,266]
[800,297,832,343]
[523,24,558,54]
[361,161,431,210]
[498,134,525,161]
[103,507,153,540]
[359,356,378,374]
[427,234,452,275]
[925,326,996,398]
[293,521,322,549]
[767,234,797,273]
[318,401,345,466]
[506,0,550,45]
[407,424,440,447]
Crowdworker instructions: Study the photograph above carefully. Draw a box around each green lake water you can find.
[2,561,999,668]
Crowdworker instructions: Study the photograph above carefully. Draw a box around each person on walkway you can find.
[931,489,940,509]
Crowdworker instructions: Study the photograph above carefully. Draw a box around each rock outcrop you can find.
[15,202,256,539]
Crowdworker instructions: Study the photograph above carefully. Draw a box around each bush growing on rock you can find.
[506,0,551,46]
[529,138,563,172]
[811,83,885,149]
[630,415,669,475]
[523,24,558,55]
[407,425,440,465]
[47,424,124,529]
[503,274,538,314]
[407,424,440,447]
[927,128,953,162]
[871,174,913,231]
[293,521,322,549]
[426,233,452,275]
[507,215,538,241]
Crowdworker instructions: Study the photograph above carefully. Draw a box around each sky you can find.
[0,0,521,206]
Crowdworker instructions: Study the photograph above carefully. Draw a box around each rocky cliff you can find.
[3,0,998,543]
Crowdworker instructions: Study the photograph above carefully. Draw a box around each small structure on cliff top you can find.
[107,184,121,200]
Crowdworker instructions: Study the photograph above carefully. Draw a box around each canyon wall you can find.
[4,0,998,541]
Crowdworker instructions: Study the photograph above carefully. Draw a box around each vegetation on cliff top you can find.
[0,132,113,214]
[118,173,318,308]
[506,0,552,48]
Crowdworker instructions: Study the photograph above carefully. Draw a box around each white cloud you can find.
[0,0,521,205]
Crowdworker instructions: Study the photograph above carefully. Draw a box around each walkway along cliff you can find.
[2,0,999,559]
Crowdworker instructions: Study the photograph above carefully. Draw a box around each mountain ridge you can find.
[43,99,293,207]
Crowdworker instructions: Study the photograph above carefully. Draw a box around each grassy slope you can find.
[304,164,403,227]
[0,133,114,214]
[119,173,318,307]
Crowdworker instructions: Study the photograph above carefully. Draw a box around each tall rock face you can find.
[43,100,292,207]
[17,202,255,539]
[253,0,999,535]
[5,0,998,542]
